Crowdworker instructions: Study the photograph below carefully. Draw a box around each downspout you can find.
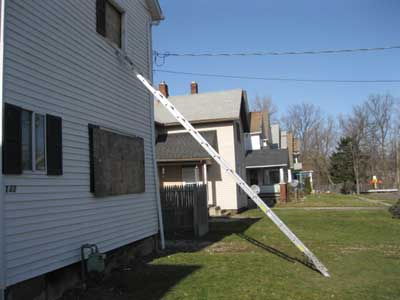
[148,20,165,249]
[0,0,6,298]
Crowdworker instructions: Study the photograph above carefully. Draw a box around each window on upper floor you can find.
[96,0,123,48]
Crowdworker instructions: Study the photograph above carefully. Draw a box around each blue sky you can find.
[153,0,400,117]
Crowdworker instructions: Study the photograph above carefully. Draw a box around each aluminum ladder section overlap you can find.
[120,52,330,277]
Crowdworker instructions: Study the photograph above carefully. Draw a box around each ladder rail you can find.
[120,52,330,277]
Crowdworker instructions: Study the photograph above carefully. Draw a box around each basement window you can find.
[96,0,123,48]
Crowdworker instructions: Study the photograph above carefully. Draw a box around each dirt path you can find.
[273,206,386,211]
[356,196,392,207]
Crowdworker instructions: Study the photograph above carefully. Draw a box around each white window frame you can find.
[22,110,47,174]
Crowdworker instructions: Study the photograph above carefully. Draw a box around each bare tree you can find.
[309,116,337,186]
[252,96,278,121]
[365,94,394,180]
[281,102,322,162]
[340,105,369,194]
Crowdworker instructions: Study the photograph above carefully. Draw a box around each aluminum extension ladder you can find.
[119,52,330,278]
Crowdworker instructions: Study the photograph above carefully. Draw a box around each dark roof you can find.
[245,148,289,168]
[156,131,218,161]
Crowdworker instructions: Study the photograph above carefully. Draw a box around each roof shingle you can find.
[245,148,289,168]
[156,131,218,161]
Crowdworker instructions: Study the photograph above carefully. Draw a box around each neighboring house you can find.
[244,112,302,202]
[155,82,250,212]
[0,1,163,299]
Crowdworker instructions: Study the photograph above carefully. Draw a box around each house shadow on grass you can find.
[62,263,201,300]
[164,216,263,253]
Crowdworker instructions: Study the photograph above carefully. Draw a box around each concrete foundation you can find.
[5,235,157,300]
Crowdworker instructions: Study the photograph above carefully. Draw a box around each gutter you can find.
[246,164,287,169]
[0,0,6,297]
[148,21,165,250]
[158,117,240,127]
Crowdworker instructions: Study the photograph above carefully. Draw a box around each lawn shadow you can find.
[164,217,263,253]
[62,263,201,300]
[237,233,321,275]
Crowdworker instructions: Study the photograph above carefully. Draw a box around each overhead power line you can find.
[154,45,400,58]
[153,69,400,84]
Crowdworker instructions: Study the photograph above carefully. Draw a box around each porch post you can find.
[309,172,314,192]
[202,162,209,204]
[279,168,287,203]
[279,168,285,184]
[287,169,292,183]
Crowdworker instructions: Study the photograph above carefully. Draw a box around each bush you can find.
[304,177,312,195]
[341,181,355,194]
[389,200,400,219]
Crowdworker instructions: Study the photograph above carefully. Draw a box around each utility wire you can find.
[155,45,400,58]
[154,69,400,84]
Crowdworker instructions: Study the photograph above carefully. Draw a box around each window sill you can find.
[22,170,47,176]
[97,33,123,52]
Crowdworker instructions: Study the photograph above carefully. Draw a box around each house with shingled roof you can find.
[244,111,302,204]
[155,82,250,212]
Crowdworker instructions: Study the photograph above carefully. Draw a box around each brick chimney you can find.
[190,81,198,94]
[159,81,169,97]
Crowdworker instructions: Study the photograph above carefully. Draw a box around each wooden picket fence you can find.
[160,184,209,237]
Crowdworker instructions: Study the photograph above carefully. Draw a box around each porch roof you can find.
[245,148,289,169]
[156,130,218,162]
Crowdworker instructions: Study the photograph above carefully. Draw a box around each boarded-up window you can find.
[96,0,122,48]
[89,126,145,197]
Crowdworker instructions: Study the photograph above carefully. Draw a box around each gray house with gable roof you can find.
[155,82,250,212]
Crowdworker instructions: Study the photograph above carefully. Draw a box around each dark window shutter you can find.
[96,0,106,36]
[46,114,63,175]
[3,103,22,175]
[88,124,98,193]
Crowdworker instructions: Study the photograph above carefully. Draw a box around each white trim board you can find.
[246,164,287,169]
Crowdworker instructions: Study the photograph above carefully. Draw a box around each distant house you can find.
[155,82,250,212]
[0,1,163,299]
[244,112,302,202]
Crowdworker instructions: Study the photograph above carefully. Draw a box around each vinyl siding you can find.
[233,120,248,209]
[165,122,240,210]
[3,0,159,286]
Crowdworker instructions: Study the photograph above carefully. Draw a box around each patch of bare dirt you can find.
[203,241,253,253]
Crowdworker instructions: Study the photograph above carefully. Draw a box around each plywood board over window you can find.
[96,0,122,48]
[105,1,122,48]
[89,126,145,197]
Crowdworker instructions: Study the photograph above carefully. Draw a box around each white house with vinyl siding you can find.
[0,0,163,298]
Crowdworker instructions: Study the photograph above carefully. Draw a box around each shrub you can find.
[341,181,355,194]
[304,177,312,195]
[389,200,400,219]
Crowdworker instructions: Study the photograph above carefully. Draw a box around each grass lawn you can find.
[71,205,400,300]
[275,193,389,208]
